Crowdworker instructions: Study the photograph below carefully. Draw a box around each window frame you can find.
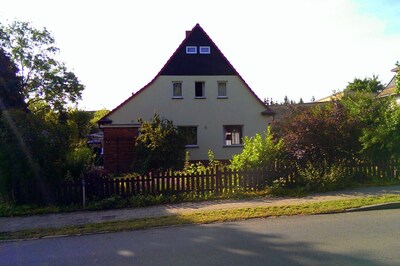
[217,81,228,98]
[199,46,211,54]
[223,125,243,146]
[172,81,183,99]
[186,46,197,54]
[194,81,205,98]
[178,126,198,147]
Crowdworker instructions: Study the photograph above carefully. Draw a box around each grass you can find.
[0,189,274,217]
[1,194,400,241]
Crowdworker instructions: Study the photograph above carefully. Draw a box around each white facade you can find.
[105,75,269,161]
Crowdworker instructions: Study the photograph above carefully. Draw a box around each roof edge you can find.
[102,24,268,120]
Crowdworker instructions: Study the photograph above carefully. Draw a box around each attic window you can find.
[186,46,197,54]
[199,46,210,54]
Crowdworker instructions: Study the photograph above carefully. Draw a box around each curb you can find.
[346,202,400,212]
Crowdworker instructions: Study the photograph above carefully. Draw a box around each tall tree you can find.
[0,48,26,111]
[341,90,400,162]
[395,63,399,94]
[0,21,84,112]
[344,75,384,93]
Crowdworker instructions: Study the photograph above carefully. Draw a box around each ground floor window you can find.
[178,126,198,147]
[224,125,242,145]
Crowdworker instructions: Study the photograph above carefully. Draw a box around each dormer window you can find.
[199,46,210,54]
[186,46,197,54]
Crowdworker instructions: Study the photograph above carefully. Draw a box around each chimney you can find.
[185,31,191,38]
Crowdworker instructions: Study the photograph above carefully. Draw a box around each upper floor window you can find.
[195,82,205,98]
[199,46,211,54]
[172,82,182,98]
[218,82,227,98]
[186,46,197,54]
[224,125,242,146]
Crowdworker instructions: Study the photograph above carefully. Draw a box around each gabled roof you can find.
[160,24,237,75]
[100,24,269,123]
[377,67,398,98]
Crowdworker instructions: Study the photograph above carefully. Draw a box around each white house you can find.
[99,24,272,173]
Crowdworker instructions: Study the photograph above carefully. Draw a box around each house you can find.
[316,92,344,102]
[377,66,399,103]
[99,24,272,174]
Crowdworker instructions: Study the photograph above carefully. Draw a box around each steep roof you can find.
[101,24,269,122]
[377,67,398,98]
[160,24,237,75]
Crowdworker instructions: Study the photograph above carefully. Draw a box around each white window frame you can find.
[217,81,227,98]
[199,46,211,54]
[195,81,205,98]
[172,81,183,98]
[223,125,243,146]
[178,126,198,147]
[186,46,197,54]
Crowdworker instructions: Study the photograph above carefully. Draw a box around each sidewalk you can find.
[1,185,400,233]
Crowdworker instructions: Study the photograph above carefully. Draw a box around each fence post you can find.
[82,179,86,208]
[215,165,220,194]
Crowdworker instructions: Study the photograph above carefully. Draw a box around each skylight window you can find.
[186,46,197,54]
[199,46,210,54]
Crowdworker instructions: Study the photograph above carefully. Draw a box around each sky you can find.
[1,0,399,110]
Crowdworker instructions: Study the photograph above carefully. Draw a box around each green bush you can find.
[231,127,284,170]
[298,162,349,192]
[64,146,94,180]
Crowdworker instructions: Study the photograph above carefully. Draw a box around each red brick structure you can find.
[103,127,138,174]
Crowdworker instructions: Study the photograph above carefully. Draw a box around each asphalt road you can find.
[1,209,400,266]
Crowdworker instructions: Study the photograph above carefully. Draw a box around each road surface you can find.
[1,209,400,265]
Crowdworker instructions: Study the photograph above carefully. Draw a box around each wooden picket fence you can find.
[10,161,399,205]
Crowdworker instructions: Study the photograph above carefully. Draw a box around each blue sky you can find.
[354,0,400,34]
[0,0,399,110]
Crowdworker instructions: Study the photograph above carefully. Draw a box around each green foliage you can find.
[231,127,284,170]
[90,109,109,132]
[0,49,26,111]
[341,91,400,162]
[395,62,399,94]
[344,75,384,93]
[0,107,99,199]
[65,147,94,180]
[132,114,186,175]
[180,150,222,175]
[0,20,84,112]
[298,162,349,192]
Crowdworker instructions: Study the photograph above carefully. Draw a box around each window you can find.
[186,46,197,54]
[195,82,205,98]
[224,125,242,146]
[199,46,211,54]
[172,82,182,98]
[218,82,227,98]
[178,126,198,147]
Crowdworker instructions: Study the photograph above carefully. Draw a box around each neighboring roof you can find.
[101,24,269,122]
[316,92,344,102]
[377,67,398,98]
[377,76,397,98]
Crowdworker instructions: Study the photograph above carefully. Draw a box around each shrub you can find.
[132,114,186,175]
[231,127,284,170]
[298,161,349,192]
[64,146,94,180]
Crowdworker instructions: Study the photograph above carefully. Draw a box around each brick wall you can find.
[103,127,139,174]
